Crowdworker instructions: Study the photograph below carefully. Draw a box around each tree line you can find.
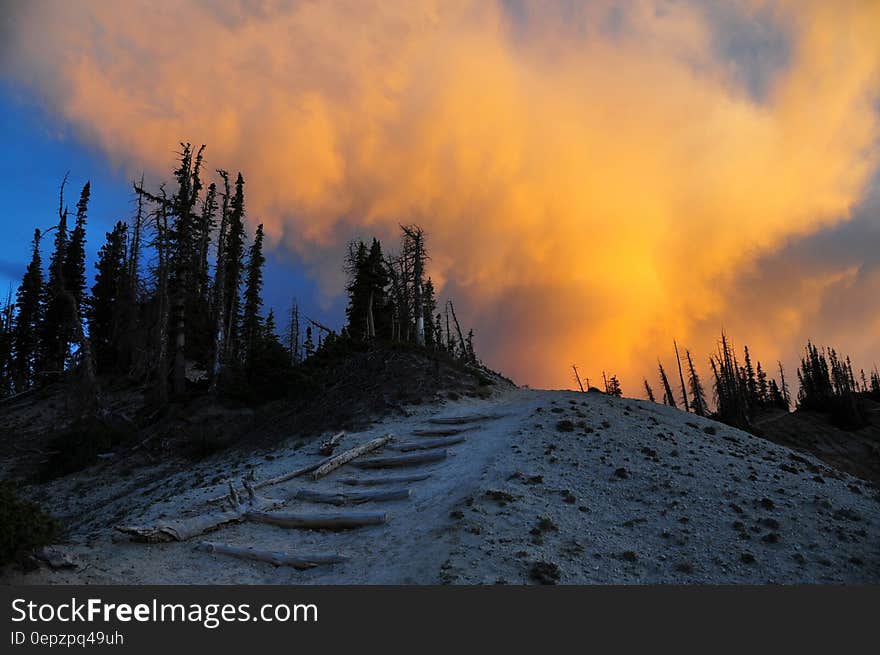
[640,333,879,431]
[0,143,479,412]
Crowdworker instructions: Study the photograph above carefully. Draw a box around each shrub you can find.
[0,480,60,565]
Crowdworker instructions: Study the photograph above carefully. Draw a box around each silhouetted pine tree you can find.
[423,277,437,348]
[240,223,265,365]
[12,230,43,390]
[643,379,656,403]
[756,361,768,407]
[796,342,864,426]
[345,240,370,338]
[658,361,676,408]
[303,326,314,358]
[62,182,89,314]
[673,340,689,411]
[768,379,786,409]
[605,374,622,397]
[40,180,71,375]
[710,332,750,429]
[777,361,791,410]
[685,349,707,416]
[88,222,128,373]
[743,345,758,408]
[222,173,246,358]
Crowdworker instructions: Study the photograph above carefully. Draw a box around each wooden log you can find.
[311,434,394,480]
[341,473,431,486]
[411,427,474,437]
[205,434,391,503]
[117,494,283,542]
[318,430,345,456]
[293,487,411,505]
[351,448,448,469]
[390,435,466,451]
[427,414,500,425]
[246,510,388,530]
[195,542,347,569]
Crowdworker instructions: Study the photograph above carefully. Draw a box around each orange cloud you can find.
[4,0,879,390]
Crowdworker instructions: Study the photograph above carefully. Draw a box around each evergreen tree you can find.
[777,360,791,410]
[768,379,786,409]
[756,361,768,407]
[88,222,128,373]
[743,345,758,407]
[605,374,622,397]
[222,173,246,357]
[12,230,44,389]
[40,186,71,375]
[658,361,677,408]
[685,349,707,416]
[62,181,89,312]
[345,240,369,338]
[240,223,265,364]
[303,326,314,358]
[423,277,437,348]
[643,379,656,403]
[673,340,689,412]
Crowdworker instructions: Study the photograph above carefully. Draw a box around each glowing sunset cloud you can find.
[3,0,879,389]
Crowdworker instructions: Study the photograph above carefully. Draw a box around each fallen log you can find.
[246,509,389,530]
[427,414,500,425]
[117,495,283,542]
[351,448,448,469]
[195,542,347,569]
[205,434,392,503]
[293,487,411,505]
[311,434,394,480]
[390,435,466,451]
[318,431,345,456]
[341,473,431,486]
[118,480,284,542]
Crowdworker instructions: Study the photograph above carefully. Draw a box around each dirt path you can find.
[4,389,878,584]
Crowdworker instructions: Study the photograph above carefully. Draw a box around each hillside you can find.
[754,399,880,487]
[2,388,877,584]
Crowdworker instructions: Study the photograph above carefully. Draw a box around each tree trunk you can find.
[390,435,466,451]
[351,448,448,469]
[246,510,388,530]
[292,487,411,505]
[195,542,347,569]
[311,434,394,480]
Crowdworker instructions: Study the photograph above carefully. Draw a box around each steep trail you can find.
[3,389,878,584]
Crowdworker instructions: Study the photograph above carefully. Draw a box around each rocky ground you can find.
[2,388,878,584]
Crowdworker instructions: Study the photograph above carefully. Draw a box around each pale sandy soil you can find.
[3,389,878,584]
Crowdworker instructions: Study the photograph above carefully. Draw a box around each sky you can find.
[0,0,878,394]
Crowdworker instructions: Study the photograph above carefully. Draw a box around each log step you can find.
[411,427,474,437]
[292,487,411,505]
[426,414,500,425]
[196,542,347,569]
[390,435,466,451]
[351,449,448,469]
[246,509,388,530]
[341,473,431,486]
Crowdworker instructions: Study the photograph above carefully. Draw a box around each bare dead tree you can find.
[674,340,690,412]
[572,364,585,392]
[209,170,231,390]
[400,225,426,346]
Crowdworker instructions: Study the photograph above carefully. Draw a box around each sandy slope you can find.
[3,389,878,584]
